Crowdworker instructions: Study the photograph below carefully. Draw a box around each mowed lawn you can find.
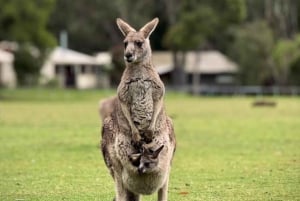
[0,89,299,201]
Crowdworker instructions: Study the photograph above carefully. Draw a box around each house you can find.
[185,51,238,85]
[0,49,17,88]
[41,47,110,89]
[94,52,111,88]
[152,50,238,86]
[152,51,173,84]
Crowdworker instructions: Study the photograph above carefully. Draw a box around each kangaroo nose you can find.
[125,53,134,62]
[125,53,132,58]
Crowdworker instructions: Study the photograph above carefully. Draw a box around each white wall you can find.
[0,62,16,88]
[76,73,98,89]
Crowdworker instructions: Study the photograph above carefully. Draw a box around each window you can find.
[55,65,63,74]
[81,65,86,74]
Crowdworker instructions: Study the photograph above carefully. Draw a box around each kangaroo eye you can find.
[135,41,143,48]
[124,42,128,48]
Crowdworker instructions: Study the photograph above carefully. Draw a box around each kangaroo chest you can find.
[119,69,163,131]
[127,78,153,130]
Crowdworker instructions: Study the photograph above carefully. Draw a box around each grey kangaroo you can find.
[100,18,176,201]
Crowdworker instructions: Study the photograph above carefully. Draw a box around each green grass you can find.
[0,89,299,201]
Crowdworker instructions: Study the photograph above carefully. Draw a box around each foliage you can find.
[229,21,275,85]
[0,89,299,200]
[164,0,246,51]
[163,0,246,87]
[0,0,56,86]
[245,0,298,39]
[272,34,300,85]
[0,0,56,48]
[164,5,218,50]
[13,46,42,86]
[48,0,157,53]
[0,0,299,87]
[290,57,300,85]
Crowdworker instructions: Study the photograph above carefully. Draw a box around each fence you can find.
[187,85,300,96]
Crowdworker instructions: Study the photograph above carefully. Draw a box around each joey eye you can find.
[124,42,128,48]
[135,41,143,48]
[144,162,150,168]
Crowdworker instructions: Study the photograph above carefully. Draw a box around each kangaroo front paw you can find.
[131,139,143,151]
[132,130,141,142]
[143,129,154,143]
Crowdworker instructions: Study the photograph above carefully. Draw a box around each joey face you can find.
[116,18,159,64]
[128,145,164,174]
[138,154,159,174]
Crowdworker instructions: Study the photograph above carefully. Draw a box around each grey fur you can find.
[100,18,176,201]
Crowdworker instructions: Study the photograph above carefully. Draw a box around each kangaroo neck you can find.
[124,58,155,80]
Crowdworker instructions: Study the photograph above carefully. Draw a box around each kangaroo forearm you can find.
[120,102,138,132]
[149,99,163,130]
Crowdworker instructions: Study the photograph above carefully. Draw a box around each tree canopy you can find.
[0,0,299,86]
[0,0,56,48]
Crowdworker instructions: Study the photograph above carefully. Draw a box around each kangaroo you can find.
[129,144,164,174]
[116,17,166,144]
[100,18,176,201]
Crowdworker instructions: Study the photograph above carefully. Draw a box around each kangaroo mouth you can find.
[124,56,134,63]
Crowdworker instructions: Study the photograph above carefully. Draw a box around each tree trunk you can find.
[171,50,186,90]
[192,50,201,95]
[265,0,298,38]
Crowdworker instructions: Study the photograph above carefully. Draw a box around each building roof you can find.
[0,49,14,63]
[152,51,173,74]
[152,50,238,75]
[47,47,99,65]
[185,51,238,74]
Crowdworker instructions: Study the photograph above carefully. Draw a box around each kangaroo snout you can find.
[124,52,134,62]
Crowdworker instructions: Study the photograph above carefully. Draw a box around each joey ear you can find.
[116,18,136,36]
[129,153,141,162]
[139,17,159,38]
[152,145,164,159]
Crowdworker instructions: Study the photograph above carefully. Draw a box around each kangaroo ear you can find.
[139,18,159,38]
[152,145,164,159]
[116,18,136,36]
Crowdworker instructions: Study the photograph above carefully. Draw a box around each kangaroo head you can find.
[116,18,159,64]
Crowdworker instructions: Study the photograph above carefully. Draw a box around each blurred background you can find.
[0,0,300,95]
[1,1,299,200]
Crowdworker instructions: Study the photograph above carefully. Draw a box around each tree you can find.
[0,0,57,86]
[164,5,219,89]
[0,0,56,48]
[245,0,298,39]
[48,0,161,84]
[272,34,300,85]
[48,0,158,53]
[290,57,300,85]
[229,21,275,85]
[265,0,298,39]
[163,0,246,88]
[235,0,300,86]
